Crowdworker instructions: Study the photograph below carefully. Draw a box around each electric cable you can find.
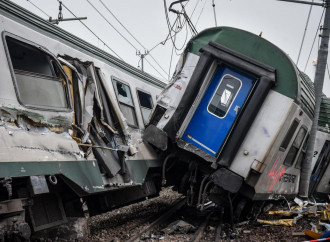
[86,0,138,51]
[297,0,314,66]
[89,0,169,77]
[304,7,325,72]
[26,0,51,18]
[163,0,192,51]
[195,0,208,28]
[168,43,175,80]
[144,57,167,80]
[57,0,123,60]
[189,0,202,20]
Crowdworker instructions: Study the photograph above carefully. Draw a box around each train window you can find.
[295,135,309,169]
[284,127,307,166]
[5,36,70,110]
[137,90,153,125]
[280,120,299,150]
[112,79,138,128]
[208,74,241,118]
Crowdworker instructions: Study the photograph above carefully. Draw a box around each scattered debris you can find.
[292,231,305,236]
[161,220,196,235]
[257,218,294,227]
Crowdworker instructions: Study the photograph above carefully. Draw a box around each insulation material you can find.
[257,219,294,227]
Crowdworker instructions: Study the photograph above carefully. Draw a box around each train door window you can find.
[4,35,70,110]
[295,135,309,169]
[137,90,153,125]
[207,74,241,118]
[280,120,299,150]
[284,127,307,166]
[112,79,138,128]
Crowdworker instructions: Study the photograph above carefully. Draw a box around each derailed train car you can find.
[0,1,165,240]
[144,27,330,215]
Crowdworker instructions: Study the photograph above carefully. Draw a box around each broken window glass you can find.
[137,90,153,125]
[208,74,241,118]
[113,79,138,128]
[5,36,69,109]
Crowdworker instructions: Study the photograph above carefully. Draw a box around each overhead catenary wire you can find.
[296,0,314,66]
[189,0,202,20]
[57,0,123,60]
[88,0,169,78]
[86,0,138,51]
[195,0,208,28]
[303,7,325,72]
[26,0,51,18]
[144,57,168,80]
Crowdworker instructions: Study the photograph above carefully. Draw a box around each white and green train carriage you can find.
[144,26,330,217]
[0,1,166,240]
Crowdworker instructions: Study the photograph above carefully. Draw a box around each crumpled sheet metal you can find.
[155,53,200,130]
[0,106,73,128]
[0,125,85,162]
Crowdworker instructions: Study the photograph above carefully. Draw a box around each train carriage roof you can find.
[0,1,166,89]
[185,26,330,132]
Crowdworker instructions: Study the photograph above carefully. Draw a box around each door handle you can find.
[234,105,240,114]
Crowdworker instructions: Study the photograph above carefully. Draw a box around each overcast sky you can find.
[10,0,330,96]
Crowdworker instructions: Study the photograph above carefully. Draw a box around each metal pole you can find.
[141,54,144,71]
[299,0,330,198]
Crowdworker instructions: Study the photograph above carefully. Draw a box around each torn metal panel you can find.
[0,125,85,162]
[0,106,73,128]
[154,53,200,130]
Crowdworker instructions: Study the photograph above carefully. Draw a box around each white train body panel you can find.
[230,90,293,178]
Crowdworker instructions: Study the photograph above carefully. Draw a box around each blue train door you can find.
[182,65,255,157]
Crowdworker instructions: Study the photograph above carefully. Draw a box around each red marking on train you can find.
[267,156,286,191]
[174,84,182,90]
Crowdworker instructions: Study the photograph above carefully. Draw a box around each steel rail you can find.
[126,198,186,242]
[189,212,213,242]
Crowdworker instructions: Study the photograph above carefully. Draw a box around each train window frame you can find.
[295,134,309,169]
[207,73,242,119]
[279,119,300,151]
[283,125,308,167]
[136,88,154,125]
[2,32,72,112]
[111,77,138,128]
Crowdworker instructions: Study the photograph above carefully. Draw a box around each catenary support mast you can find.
[299,0,330,198]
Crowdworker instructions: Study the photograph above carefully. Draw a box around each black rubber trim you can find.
[163,52,213,140]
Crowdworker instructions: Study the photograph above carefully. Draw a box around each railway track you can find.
[125,198,228,242]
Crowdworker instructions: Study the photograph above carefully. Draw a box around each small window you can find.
[284,127,307,166]
[137,90,153,125]
[5,36,70,110]
[280,120,300,150]
[113,79,138,127]
[295,134,309,169]
[208,74,241,118]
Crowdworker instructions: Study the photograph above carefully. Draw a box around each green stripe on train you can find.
[0,160,104,194]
